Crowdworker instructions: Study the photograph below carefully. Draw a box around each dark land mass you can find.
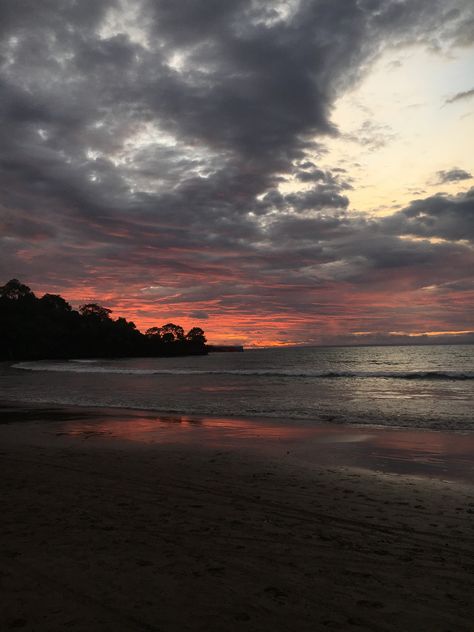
[0,279,207,360]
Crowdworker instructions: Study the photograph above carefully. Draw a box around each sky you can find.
[1,0,473,346]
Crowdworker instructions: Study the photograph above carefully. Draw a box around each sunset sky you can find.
[1,0,473,346]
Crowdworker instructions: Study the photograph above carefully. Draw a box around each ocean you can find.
[1,344,473,432]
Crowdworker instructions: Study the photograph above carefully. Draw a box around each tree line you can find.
[0,279,207,360]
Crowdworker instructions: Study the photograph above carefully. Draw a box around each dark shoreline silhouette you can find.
[0,279,207,360]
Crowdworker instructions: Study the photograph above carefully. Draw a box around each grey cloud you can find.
[343,331,474,346]
[0,0,115,37]
[295,165,353,189]
[436,168,472,183]
[445,87,474,104]
[0,0,470,227]
[188,311,209,320]
[0,0,473,332]
[343,119,395,150]
[384,188,474,241]
[284,187,350,212]
[296,169,329,183]
[268,212,365,243]
[421,278,474,293]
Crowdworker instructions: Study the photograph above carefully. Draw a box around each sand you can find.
[1,404,474,631]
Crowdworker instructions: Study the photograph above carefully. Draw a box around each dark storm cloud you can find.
[436,168,472,183]
[1,0,469,229]
[295,165,353,189]
[384,188,474,242]
[0,0,114,37]
[270,185,350,213]
[0,0,473,337]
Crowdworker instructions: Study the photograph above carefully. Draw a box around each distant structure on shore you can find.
[207,345,244,353]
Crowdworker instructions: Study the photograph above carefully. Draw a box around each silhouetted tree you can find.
[37,293,76,358]
[144,326,163,355]
[185,327,207,354]
[0,280,38,358]
[0,279,208,360]
[40,294,72,312]
[145,326,162,339]
[160,323,184,343]
[186,327,206,344]
[79,304,112,321]
[0,279,35,301]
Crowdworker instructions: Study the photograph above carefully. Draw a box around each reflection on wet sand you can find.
[57,412,474,483]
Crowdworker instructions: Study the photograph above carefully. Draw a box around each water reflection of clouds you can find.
[63,415,314,442]
[58,414,474,483]
[320,433,375,444]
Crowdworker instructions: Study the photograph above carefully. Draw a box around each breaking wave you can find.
[12,362,474,380]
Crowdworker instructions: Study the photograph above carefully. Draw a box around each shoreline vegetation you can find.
[0,279,208,360]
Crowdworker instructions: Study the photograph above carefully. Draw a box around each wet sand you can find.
[1,403,474,630]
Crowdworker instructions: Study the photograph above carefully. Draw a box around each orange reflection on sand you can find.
[54,414,474,481]
[60,415,474,456]
[61,414,317,445]
[371,430,474,457]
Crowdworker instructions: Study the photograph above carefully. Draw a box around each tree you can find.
[0,279,38,358]
[160,323,184,343]
[145,326,162,339]
[116,317,137,331]
[0,279,35,301]
[186,327,206,345]
[79,303,112,321]
[0,279,208,359]
[40,293,72,312]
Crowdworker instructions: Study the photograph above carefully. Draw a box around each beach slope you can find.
[1,409,474,631]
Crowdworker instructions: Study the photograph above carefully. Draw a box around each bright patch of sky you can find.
[317,46,474,215]
[98,0,150,49]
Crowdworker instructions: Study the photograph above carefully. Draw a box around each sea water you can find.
[1,344,473,431]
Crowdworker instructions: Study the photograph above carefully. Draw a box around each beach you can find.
[1,403,474,631]
[3,1,474,628]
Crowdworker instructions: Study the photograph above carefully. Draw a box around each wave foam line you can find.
[12,363,474,380]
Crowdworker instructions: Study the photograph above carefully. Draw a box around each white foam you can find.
[12,362,474,380]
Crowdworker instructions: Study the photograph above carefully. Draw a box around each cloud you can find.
[341,331,474,346]
[436,168,472,183]
[343,119,396,150]
[445,87,474,104]
[0,0,473,342]
[189,311,209,320]
[384,188,474,241]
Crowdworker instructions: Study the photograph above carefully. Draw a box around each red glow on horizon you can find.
[27,276,474,348]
